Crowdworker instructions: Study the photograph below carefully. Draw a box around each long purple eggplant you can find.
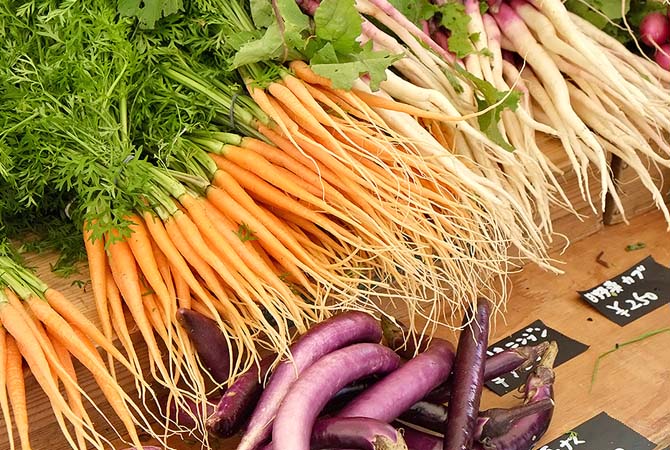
[382,316,548,404]
[236,311,383,450]
[206,354,274,438]
[399,399,553,437]
[401,428,442,450]
[443,298,490,450]
[337,339,454,422]
[311,417,407,449]
[272,343,401,450]
[426,342,549,403]
[476,341,558,450]
[167,396,216,429]
[322,376,379,416]
[176,308,232,384]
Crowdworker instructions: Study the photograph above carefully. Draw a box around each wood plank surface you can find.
[3,211,670,448]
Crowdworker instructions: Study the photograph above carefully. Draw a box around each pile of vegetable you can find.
[1,0,670,447]
[169,302,559,450]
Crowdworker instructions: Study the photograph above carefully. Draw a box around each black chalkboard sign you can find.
[578,256,670,326]
[538,412,655,450]
[485,319,588,396]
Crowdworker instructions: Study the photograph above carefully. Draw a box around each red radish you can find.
[236,311,383,450]
[655,44,670,70]
[272,343,402,450]
[640,12,670,47]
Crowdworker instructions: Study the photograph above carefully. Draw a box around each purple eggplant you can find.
[322,377,379,416]
[311,417,408,449]
[166,396,216,429]
[236,312,383,450]
[271,343,401,450]
[399,399,553,438]
[443,298,490,450]
[337,339,454,422]
[206,354,274,438]
[426,343,549,404]
[401,428,442,450]
[176,308,231,384]
[476,342,558,450]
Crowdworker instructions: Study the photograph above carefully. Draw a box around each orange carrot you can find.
[51,338,98,450]
[107,237,175,401]
[127,214,175,328]
[82,222,113,375]
[0,300,80,450]
[23,294,146,449]
[289,60,333,86]
[43,288,136,376]
[0,326,15,450]
[203,188,311,290]
[172,268,191,310]
[5,335,28,450]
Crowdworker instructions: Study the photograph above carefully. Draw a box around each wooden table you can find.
[4,210,670,449]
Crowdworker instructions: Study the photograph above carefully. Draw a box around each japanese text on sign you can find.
[578,256,670,326]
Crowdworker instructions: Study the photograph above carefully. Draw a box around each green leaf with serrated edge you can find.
[251,0,274,27]
[310,42,339,65]
[314,0,362,54]
[440,2,475,58]
[117,0,183,29]
[457,67,520,151]
[277,0,311,50]
[387,0,437,26]
[232,23,285,68]
[311,42,400,90]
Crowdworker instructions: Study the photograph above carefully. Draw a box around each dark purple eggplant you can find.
[337,339,454,422]
[167,396,216,429]
[426,342,550,404]
[476,341,558,450]
[383,316,548,405]
[311,417,408,449]
[398,401,448,432]
[206,354,274,438]
[401,428,442,450]
[237,312,383,450]
[322,376,380,416]
[398,398,553,437]
[176,308,231,384]
[443,298,490,450]
[271,343,401,450]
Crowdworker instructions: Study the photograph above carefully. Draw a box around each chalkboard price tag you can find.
[578,256,670,326]
[484,319,588,396]
[538,412,655,450]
